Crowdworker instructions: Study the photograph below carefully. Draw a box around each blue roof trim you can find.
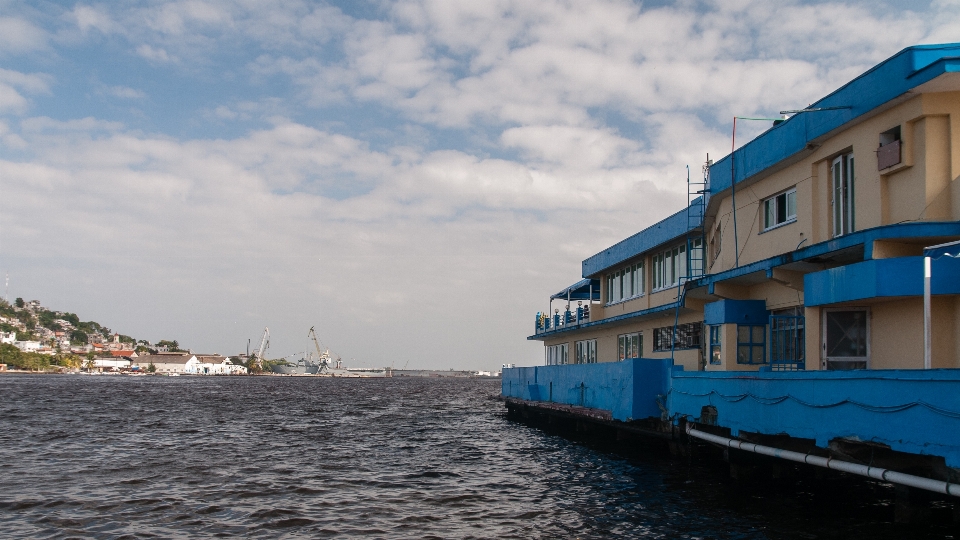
[528,300,682,340]
[690,221,960,291]
[709,43,960,195]
[581,198,704,278]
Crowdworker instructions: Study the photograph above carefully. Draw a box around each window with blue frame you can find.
[736,325,766,364]
[709,325,722,365]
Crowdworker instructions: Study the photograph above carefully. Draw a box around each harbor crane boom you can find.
[252,327,270,370]
[308,326,331,373]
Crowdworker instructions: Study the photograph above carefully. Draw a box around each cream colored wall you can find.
[867,297,957,369]
[541,310,705,370]
[707,91,960,273]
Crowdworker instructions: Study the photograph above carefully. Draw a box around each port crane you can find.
[308,326,337,373]
[252,327,270,371]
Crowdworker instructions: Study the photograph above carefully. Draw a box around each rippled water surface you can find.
[1,375,956,539]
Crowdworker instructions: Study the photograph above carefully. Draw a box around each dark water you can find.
[0,375,956,539]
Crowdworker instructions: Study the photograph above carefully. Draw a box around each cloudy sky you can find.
[0,0,956,369]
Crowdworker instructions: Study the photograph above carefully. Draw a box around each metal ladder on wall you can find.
[687,159,709,278]
[671,161,711,362]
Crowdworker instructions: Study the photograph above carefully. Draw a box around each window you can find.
[606,261,644,304]
[763,188,797,231]
[737,325,766,364]
[832,153,855,237]
[617,332,642,360]
[653,322,702,352]
[575,339,597,364]
[877,126,901,170]
[708,325,721,365]
[653,240,703,290]
[823,309,868,370]
[770,307,805,370]
[546,343,568,365]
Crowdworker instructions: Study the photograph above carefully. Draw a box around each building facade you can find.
[531,43,960,373]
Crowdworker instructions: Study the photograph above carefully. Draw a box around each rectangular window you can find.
[763,188,797,231]
[688,237,704,278]
[546,343,568,366]
[653,322,702,352]
[605,262,645,305]
[823,309,869,370]
[617,332,642,361]
[832,153,855,237]
[653,243,689,290]
[709,325,721,365]
[877,126,901,170]
[575,339,597,364]
[736,325,766,364]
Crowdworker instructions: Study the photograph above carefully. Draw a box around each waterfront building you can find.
[134,353,200,374]
[507,43,960,498]
[531,43,960,372]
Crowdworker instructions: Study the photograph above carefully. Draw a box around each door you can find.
[822,308,869,370]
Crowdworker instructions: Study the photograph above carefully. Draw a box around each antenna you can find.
[4,273,7,303]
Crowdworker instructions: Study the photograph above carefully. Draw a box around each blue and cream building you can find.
[508,44,960,480]
[533,42,960,373]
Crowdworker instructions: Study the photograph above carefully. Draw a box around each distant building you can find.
[93,357,131,371]
[194,355,246,375]
[133,353,199,374]
[1,331,15,345]
[15,341,41,352]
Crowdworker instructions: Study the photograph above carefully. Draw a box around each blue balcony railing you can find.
[535,305,591,334]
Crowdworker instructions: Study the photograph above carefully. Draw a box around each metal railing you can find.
[535,306,591,334]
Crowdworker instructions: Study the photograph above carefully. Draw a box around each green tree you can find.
[147,362,157,373]
[0,343,23,367]
[14,297,24,308]
[15,331,38,341]
[70,330,88,344]
[156,340,182,352]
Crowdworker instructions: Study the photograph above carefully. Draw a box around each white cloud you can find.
[107,86,146,99]
[72,5,120,35]
[3,0,959,369]
[136,44,176,63]
[0,17,47,52]
[0,69,52,114]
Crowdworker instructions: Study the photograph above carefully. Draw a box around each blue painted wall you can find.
[501,359,675,422]
[704,299,769,325]
[668,370,960,468]
[804,256,960,307]
[504,363,960,468]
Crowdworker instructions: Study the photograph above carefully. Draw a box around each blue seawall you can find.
[503,364,960,468]
[501,359,676,422]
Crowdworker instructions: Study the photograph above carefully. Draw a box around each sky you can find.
[1,0,957,370]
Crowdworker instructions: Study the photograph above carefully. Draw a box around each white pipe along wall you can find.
[685,425,960,497]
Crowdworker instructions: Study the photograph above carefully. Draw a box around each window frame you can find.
[832,152,855,237]
[822,307,870,370]
[575,339,597,364]
[708,325,722,365]
[736,324,767,365]
[546,343,569,366]
[762,188,797,232]
[617,332,642,361]
[605,261,645,306]
[653,322,702,352]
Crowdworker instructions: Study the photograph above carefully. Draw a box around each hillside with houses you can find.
[0,297,246,375]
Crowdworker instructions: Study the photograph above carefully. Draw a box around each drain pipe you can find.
[686,425,960,497]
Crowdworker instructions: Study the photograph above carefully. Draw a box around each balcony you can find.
[534,306,592,334]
